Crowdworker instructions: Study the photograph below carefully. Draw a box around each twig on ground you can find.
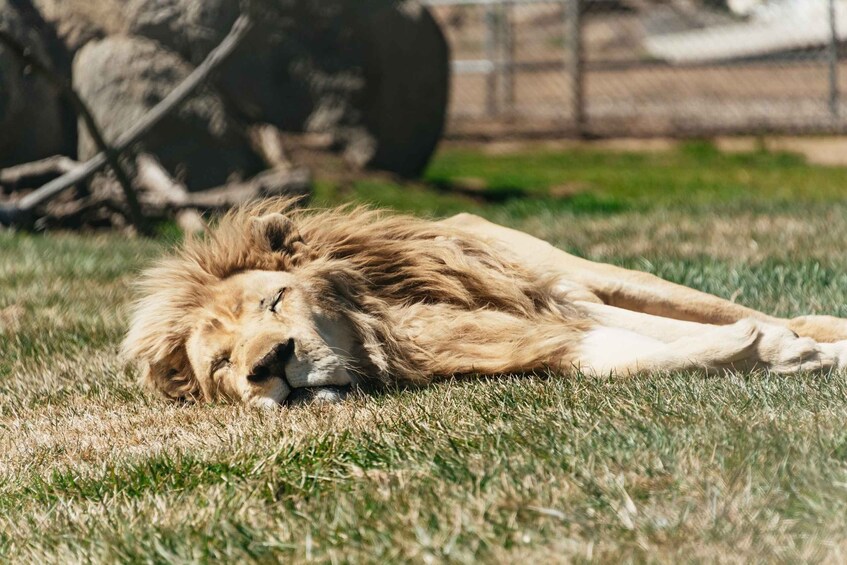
[135,154,189,206]
[134,154,204,233]
[134,153,309,211]
[176,168,311,210]
[89,164,309,215]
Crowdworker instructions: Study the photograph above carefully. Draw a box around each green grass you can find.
[3,141,847,562]
[314,141,847,219]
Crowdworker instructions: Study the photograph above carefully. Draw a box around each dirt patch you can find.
[717,136,847,166]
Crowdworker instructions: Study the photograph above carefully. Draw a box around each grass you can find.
[3,140,847,562]
[315,140,847,219]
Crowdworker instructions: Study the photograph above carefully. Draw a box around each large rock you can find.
[30,0,449,177]
[347,2,449,176]
[73,36,263,190]
[123,0,449,177]
[0,0,67,167]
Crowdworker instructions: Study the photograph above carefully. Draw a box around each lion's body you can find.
[124,201,847,407]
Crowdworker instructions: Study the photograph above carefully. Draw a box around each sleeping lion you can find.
[123,200,847,407]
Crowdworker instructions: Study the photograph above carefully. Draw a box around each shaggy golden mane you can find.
[123,199,589,401]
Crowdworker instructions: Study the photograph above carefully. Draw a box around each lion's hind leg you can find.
[575,302,847,376]
[786,315,847,345]
[442,213,847,343]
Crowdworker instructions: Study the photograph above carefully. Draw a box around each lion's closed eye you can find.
[262,287,287,313]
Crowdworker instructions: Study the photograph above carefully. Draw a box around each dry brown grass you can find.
[4,144,847,562]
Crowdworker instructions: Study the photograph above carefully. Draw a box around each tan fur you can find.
[124,202,847,406]
[122,200,590,402]
[443,213,847,343]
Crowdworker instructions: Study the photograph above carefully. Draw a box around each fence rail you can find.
[425,0,846,138]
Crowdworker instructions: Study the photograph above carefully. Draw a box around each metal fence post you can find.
[828,0,840,123]
[499,1,515,115]
[485,5,498,117]
[565,0,585,136]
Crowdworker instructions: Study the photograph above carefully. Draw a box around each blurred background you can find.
[433,0,847,139]
[1,0,846,229]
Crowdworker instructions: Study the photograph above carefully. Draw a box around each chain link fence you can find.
[425,0,847,138]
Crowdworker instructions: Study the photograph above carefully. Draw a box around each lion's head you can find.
[177,268,360,407]
[123,200,587,407]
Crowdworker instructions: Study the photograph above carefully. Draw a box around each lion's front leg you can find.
[576,321,761,376]
[576,302,847,376]
[393,303,589,378]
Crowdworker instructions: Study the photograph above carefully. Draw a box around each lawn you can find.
[3,141,847,562]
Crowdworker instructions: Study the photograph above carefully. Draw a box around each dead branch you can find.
[249,124,293,170]
[86,166,309,215]
[133,151,308,213]
[0,12,254,229]
[27,165,308,231]
[135,154,189,206]
[0,156,79,191]
[175,168,311,211]
[134,154,204,233]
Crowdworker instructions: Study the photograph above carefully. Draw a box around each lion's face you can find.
[183,269,356,408]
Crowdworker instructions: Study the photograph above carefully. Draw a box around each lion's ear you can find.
[251,213,309,266]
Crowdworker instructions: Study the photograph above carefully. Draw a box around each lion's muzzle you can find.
[248,338,296,387]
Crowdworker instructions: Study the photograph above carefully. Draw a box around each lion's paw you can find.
[753,321,844,373]
[788,315,847,344]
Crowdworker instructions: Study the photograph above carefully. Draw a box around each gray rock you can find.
[0,0,67,167]
[73,36,263,190]
[348,1,449,176]
[124,0,449,177]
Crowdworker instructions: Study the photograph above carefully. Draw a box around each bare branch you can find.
[175,168,311,211]
[249,124,293,170]
[135,154,189,206]
[0,156,79,190]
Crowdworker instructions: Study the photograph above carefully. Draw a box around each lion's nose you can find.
[248,338,295,383]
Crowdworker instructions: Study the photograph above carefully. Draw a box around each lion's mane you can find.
[123,199,589,401]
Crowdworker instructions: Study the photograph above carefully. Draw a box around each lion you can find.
[123,199,847,407]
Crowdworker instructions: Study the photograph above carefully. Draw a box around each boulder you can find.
[346,1,449,176]
[0,0,67,167]
[73,36,263,190]
[123,0,449,177]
